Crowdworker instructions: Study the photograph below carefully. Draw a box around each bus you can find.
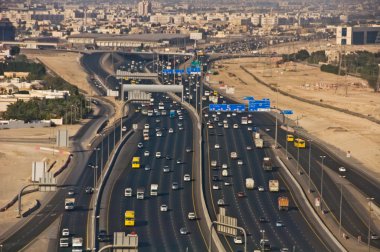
[241,117,248,125]
[125,210,135,226]
[294,138,306,148]
[287,134,294,142]
[169,110,176,118]
[132,157,140,169]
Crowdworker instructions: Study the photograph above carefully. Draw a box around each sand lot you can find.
[0,125,80,236]
[209,57,380,175]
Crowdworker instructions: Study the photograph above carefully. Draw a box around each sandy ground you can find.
[209,57,380,176]
[0,125,80,236]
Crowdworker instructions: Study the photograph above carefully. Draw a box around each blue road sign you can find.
[244,96,255,101]
[186,67,201,74]
[281,110,294,115]
[162,69,184,74]
[175,69,184,74]
[209,104,245,112]
[248,99,271,112]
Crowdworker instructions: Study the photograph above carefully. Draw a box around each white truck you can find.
[137,187,145,199]
[150,184,158,196]
[143,129,149,141]
[269,180,279,192]
[72,237,83,252]
[64,198,75,210]
[253,132,264,148]
[125,188,132,197]
[245,178,255,189]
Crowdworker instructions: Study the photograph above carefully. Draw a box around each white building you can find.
[137,0,152,16]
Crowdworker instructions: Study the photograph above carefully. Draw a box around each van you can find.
[125,188,132,197]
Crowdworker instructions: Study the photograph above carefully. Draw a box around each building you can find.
[137,0,152,16]
[336,26,380,45]
[0,18,16,41]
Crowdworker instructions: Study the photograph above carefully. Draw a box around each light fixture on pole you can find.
[308,139,313,192]
[320,155,326,213]
[367,197,375,252]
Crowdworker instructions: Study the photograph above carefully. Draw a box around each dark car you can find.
[98,230,109,242]
[212,175,219,181]
[85,187,94,194]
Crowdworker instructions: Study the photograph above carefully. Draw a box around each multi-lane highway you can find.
[104,95,207,251]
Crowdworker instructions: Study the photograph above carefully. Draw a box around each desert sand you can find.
[209,57,380,176]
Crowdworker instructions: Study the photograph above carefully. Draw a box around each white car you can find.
[223,119,228,124]
[156,131,163,137]
[59,238,69,248]
[168,128,174,133]
[212,184,220,190]
[214,144,220,149]
[184,174,191,181]
[217,199,225,206]
[144,151,150,157]
[237,160,243,165]
[258,186,265,192]
[234,236,243,244]
[211,160,217,167]
[230,152,238,159]
[160,204,168,212]
[155,152,161,158]
[188,212,196,220]
[246,146,252,150]
[125,188,132,197]
[62,228,70,237]
[227,114,231,118]
[223,124,229,128]
[222,164,228,169]
[233,124,239,129]
[338,166,346,172]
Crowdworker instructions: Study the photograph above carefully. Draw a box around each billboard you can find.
[190,32,203,40]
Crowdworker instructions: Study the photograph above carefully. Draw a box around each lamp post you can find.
[308,139,313,192]
[320,155,326,213]
[285,135,288,159]
[367,197,374,252]
[338,175,345,237]
[94,147,100,187]
[296,136,300,174]
[89,164,98,189]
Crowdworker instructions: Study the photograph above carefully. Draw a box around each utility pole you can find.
[320,155,326,213]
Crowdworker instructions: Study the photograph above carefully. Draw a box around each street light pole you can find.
[367,197,374,252]
[338,175,345,237]
[296,140,300,175]
[308,139,313,192]
[274,86,279,148]
[320,155,326,213]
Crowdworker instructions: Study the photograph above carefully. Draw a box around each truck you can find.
[269,180,279,192]
[125,210,135,226]
[230,152,238,159]
[64,198,75,210]
[245,178,254,189]
[241,117,248,125]
[72,237,83,252]
[125,188,132,197]
[137,187,145,199]
[262,157,272,171]
[254,138,264,148]
[278,196,289,211]
[143,129,149,141]
[150,184,158,196]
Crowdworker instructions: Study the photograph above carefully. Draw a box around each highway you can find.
[0,100,112,252]
[105,95,207,251]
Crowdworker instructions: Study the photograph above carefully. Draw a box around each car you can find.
[67,189,75,196]
[234,236,243,244]
[265,128,271,132]
[168,128,174,133]
[160,204,168,212]
[180,227,189,235]
[223,119,228,124]
[233,124,239,129]
[258,186,265,192]
[98,230,109,242]
[371,234,380,240]
[246,146,252,150]
[237,192,245,198]
[155,152,161,158]
[144,165,151,171]
[338,166,346,172]
[232,112,237,116]
[156,131,163,137]
[176,159,183,164]
[184,174,191,181]
[222,164,228,169]
[217,199,225,206]
[144,151,150,157]
[230,152,238,159]
[59,237,70,247]
[237,160,243,165]
[212,175,219,181]
[155,127,160,132]
[185,147,192,153]
[211,160,217,167]
[247,126,252,131]
[259,217,268,223]
[214,144,220,149]
[179,127,184,131]
[227,114,231,118]
[188,212,196,220]
[122,126,127,132]
[276,220,284,227]
[178,122,183,127]
[224,181,231,186]
[179,115,184,120]
[85,187,94,194]
[172,182,179,190]
[208,124,214,129]
[62,228,70,237]
[165,155,171,160]
[204,113,209,117]
[163,166,170,173]
[137,142,143,148]
[280,248,289,252]
[125,188,132,197]
[212,184,220,190]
